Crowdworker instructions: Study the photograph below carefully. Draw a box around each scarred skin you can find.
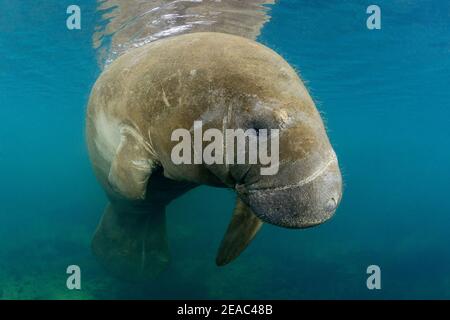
[86,32,342,278]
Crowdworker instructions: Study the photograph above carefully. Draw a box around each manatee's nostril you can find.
[325,197,337,213]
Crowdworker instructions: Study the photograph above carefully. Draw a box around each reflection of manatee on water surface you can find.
[93,0,276,67]
[87,1,342,280]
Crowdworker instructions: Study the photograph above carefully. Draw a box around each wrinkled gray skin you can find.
[86,32,342,279]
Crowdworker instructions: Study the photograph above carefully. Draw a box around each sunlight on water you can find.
[93,0,274,67]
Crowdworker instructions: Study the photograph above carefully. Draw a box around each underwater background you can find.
[0,0,449,299]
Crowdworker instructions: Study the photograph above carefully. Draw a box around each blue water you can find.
[0,0,449,299]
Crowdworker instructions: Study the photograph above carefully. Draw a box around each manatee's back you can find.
[87,31,308,188]
[87,0,276,184]
[86,56,129,187]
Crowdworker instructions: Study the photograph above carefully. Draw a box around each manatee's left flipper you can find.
[108,124,157,200]
[216,197,263,266]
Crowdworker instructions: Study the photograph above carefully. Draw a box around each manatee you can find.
[86,32,342,279]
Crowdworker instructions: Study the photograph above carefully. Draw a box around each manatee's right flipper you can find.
[108,123,157,200]
[216,198,263,266]
[92,203,170,280]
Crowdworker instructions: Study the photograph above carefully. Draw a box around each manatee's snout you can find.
[241,158,342,228]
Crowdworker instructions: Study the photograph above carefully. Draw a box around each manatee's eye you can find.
[246,117,278,137]
[250,125,262,137]
[248,123,264,137]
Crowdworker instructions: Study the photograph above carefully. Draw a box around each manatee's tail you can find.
[92,203,169,280]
